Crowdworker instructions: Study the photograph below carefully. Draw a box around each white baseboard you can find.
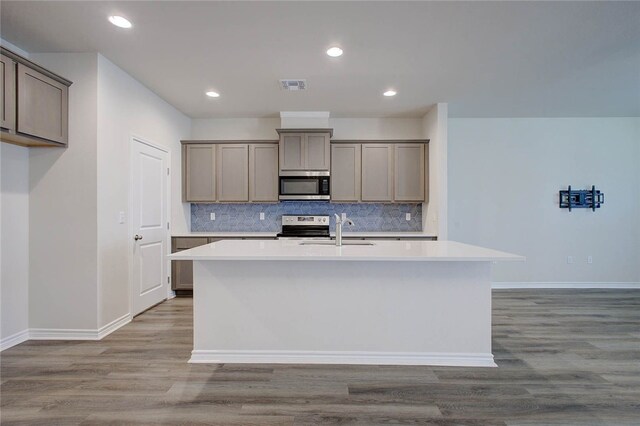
[29,328,100,340]
[190,350,497,367]
[492,282,640,289]
[3,313,132,349]
[0,329,30,351]
[97,313,132,339]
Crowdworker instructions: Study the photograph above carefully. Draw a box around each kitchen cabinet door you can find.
[0,54,15,131]
[16,63,68,144]
[361,144,394,202]
[171,237,209,292]
[249,144,278,202]
[306,133,330,170]
[217,144,249,202]
[331,144,361,202]
[279,133,305,171]
[394,144,425,201]
[184,144,216,202]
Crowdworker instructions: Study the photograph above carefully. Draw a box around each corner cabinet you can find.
[277,129,332,174]
[1,53,16,132]
[331,140,428,203]
[171,237,210,295]
[182,141,279,203]
[171,237,277,295]
[1,47,72,147]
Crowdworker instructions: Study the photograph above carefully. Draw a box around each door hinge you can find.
[167,167,170,175]
[168,276,171,284]
[167,222,170,230]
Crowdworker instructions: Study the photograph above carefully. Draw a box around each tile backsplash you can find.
[191,202,422,232]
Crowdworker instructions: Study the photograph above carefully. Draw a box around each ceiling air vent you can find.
[280,79,307,91]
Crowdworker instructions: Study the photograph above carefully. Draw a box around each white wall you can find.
[1,49,191,341]
[191,117,424,140]
[0,143,30,344]
[191,118,280,140]
[448,118,640,284]
[96,55,190,327]
[0,38,30,347]
[28,53,99,330]
[331,118,423,139]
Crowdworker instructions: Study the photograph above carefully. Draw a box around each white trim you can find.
[0,329,30,351]
[97,312,132,339]
[492,282,640,289]
[17,313,131,343]
[190,350,497,367]
[29,328,100,340]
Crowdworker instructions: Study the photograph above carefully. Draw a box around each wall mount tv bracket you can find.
[559,185,604,212]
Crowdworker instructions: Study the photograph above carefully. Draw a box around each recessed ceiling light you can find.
[206,91,220,98]
[383,90,397,97]
[326,47,343,57]
[108,15,132,29]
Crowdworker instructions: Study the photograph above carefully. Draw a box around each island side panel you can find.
[191,260,494,367]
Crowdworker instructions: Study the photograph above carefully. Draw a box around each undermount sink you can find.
[299,240,375,246]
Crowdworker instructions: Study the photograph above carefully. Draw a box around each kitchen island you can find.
[169,240,524,367]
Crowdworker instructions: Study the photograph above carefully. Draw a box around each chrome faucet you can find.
[334,214,354,246]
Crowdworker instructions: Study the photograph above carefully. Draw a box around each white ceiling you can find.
[2,1,639,118]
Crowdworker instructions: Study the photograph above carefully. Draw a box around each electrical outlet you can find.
[210,212,215,221]
[118,211,125,224]
[405,213,411,221]
[341,213,347,221]
[587,256,593,264]
[260,212,265,221]
[567,256,574,264]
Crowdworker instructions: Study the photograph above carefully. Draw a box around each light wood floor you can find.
[1,290,639,425]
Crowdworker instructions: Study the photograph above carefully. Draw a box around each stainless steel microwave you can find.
[279,174,330,200]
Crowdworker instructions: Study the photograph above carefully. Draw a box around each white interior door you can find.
[131,138,169,316]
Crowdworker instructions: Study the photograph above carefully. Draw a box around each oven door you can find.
[279,176,330,200]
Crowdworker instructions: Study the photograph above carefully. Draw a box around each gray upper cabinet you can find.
[249,144,279,202]
[182,141,279,203]
[217,144,249,202]
[331,144,361,202]
[278,130,332,173]
[279,133,305,170]
[17,63,68,144]
[361,144,394,202]
[394,144,425,202]
[0,53,16,132]
[1,47,72,147]
[0,47,71,147]
[306,133,330,170]
[184,144,216,202]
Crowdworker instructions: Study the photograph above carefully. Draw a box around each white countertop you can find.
[169,239,525,262]
[172,231,436,238]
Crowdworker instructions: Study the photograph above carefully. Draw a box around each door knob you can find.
[134,234,143,241]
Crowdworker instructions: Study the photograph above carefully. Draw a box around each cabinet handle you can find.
[134,234,143,241]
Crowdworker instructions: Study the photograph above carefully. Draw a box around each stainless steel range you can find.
[276,215,330,240]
